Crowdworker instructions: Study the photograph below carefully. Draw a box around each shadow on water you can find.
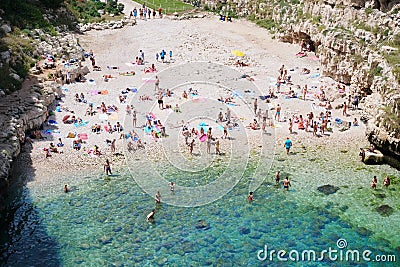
[0,73,62,266]
[0,140,61,267]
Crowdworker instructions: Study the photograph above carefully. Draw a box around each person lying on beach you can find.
[301,68,310,74]
[119,95,126,103]
[93,66,102,71]
[94,145,101,156]
[151,129,159,141]
[144,64,157,73]
[240,74,254,81]
[107,105,118,112]
[188,88,198,95]
[235,60,249,67]
[119,71,135,76]
[73,140,82,150]
[57,138,64,147]
[44,148,51,158]
[318,101,332,109]
[49,143,60,153]
[91,124,101,133]
[247,119,260,130]
[139,95,152,101]
[135,57,143,65]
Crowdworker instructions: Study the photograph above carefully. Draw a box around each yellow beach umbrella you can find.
[231,50,245,57]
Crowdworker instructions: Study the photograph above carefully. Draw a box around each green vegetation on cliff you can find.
[0,0,125,93]
[66,0,124,23]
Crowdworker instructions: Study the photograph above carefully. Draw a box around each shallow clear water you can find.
[1,147,399,267]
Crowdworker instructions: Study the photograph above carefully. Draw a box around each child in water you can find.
[247,192,253,202]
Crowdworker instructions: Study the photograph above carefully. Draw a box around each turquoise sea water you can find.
[0,144,399,266]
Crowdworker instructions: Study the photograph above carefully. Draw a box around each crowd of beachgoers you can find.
[20,1,394,222]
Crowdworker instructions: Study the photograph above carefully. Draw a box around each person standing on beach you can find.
[158,93,164,109]
[104,159,112,175]
[288,118,293,134]
[302,85,307,101]
[283,177,291,191]
[111,139,116,153]
[132,110,137,128]
[275,104,281,122]
[263,108,268,122]
[207,128,212,154]
[343,102,347,116]
[257,108,262,122]
[254,98,258,114]
[215,138,221,155]
[155,76,160,92]
[189,139,195,155]
[226,108,231,122]
[222,124,228,139]
[359,148,365,162]
[284,137,292,155]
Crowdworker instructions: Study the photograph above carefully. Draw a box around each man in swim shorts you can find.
[275,104,281,122]
[283,177,291,191]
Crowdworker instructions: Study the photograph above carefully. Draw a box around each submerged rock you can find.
[317,185,340,195]
[355,227,373,237]
[376,205,394,217]
[239,227,250,235]
[195,220,210,230]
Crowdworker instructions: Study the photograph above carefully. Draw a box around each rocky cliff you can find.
[205,0,400,160]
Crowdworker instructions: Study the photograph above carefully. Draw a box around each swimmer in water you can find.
[371,176,377,189]
[155,191,161,204]
[247,192,253,202]
[282,177,291,191]
[383,176,390,188]
[275,170,281,185]
[169,182,175,192]
[104,159,112,175]
[64,184,69,193]
[146,209,156,222]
